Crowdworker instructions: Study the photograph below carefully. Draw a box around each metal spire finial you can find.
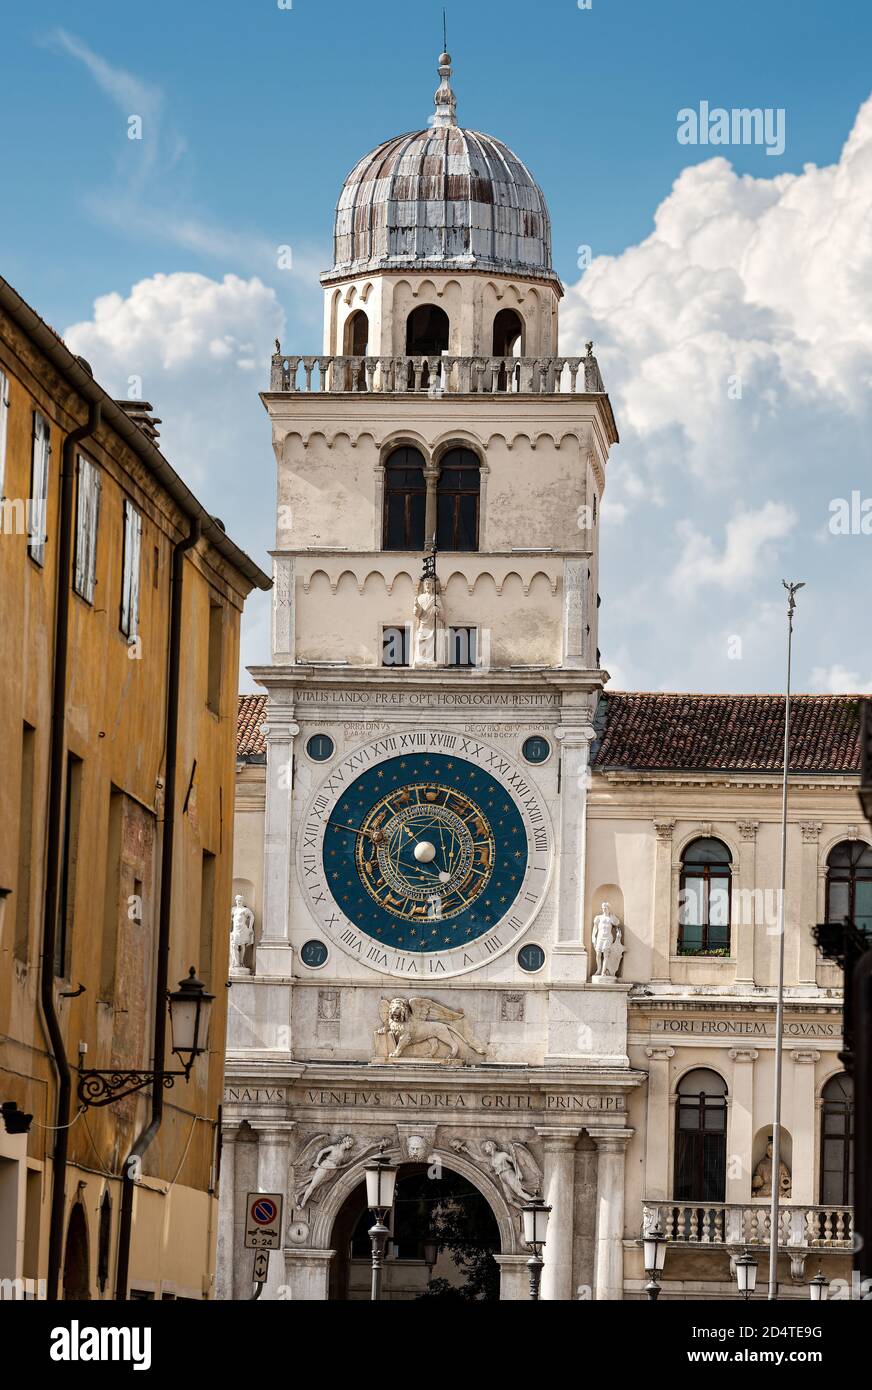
[433,41,458,128]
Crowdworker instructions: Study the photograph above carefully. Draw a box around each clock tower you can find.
[222,51,643,1302]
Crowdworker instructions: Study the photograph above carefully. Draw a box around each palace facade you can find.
[219,53,862,1300]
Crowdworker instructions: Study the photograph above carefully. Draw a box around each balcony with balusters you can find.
[642,1200,853,1283]
[268,346,608,396]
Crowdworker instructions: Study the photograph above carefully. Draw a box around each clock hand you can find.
[327,820,385,844]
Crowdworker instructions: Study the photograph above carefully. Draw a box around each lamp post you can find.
[809,1270,827,1302]
[364,1151,397,1302]
[643,1219,668,1301]
[521,1196,552,1300]
[423,1236,439,1286]
[77,967,214,1107]
[735,1249,758,1302]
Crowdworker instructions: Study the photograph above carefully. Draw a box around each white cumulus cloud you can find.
[64,272,285,682]
[562,92,872,691]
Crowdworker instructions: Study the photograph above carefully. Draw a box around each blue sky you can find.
[2,0,871,693]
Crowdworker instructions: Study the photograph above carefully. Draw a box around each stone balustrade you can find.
[643,1200,853,1250]
[268,351,606,395]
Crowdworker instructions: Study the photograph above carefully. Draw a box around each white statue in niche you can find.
[413,567,442,669]
[592,901,625,980]
[230,895,255,973]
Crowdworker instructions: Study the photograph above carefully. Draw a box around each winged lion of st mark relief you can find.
[375,996,487,1062]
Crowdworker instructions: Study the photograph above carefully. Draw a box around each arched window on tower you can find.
[678,837,732,956]
[492,308,524,356]
[436,448,480,551]
[406,305,450,355]
[825,840,872,939]
[344,309,369,357]
[492,309,524,390]
[674,1068,728,1204]
[383,447,426,550]
[820,1073,854,1206]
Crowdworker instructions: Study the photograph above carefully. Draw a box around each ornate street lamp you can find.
[522,1196,552,1301]
[643,1218,668,1301]
[809,1270,827,1302]
[364,1150,398,1302]
[735,1249,758,1301]
[77,967,214,1107]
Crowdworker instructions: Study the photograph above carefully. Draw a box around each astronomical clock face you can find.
[298,731,553,978]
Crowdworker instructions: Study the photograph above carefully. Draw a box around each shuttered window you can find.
[29,412,51,565]
[120,499,142,638]
[73,455,101,604]
[0,370,9,497]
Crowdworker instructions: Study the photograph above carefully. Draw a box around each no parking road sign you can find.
[244,1191,284,1250]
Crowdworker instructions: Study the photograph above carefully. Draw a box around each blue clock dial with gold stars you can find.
[299,730,553,978]
[323,753,527,952]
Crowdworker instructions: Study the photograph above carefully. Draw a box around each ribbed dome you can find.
[325,54,553,283]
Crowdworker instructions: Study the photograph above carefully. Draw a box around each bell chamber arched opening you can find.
[406,304,450,355]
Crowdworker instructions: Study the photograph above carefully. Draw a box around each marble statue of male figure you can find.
[593,901,624,978]
[230,895,255,971]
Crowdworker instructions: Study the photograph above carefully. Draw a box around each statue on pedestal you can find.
[592,901,625,980]
[413,550,442,668]
[230,895,255,973]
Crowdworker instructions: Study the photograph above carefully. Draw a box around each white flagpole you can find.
[768,580,804,1300]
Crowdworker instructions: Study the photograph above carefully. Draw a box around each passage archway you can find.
[329,1163,502,1301]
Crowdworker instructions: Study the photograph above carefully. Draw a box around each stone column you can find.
[250,1122,296,1300]
[727,1048,758,1202]
[588,1128,633,1301]
[536,1129,580,1301]
[554,722,595,956]
[735,821,759,984]
[423,462,440,548]
[283,1249,335,1301]
[216,1125,239,1300]
[651,821,676,982]
[494,1254,530,1301]
[789,1049,820,1204]
[271,556,295,664]
[798,823,824,986]
[562,559,587,668]
[643,1047,674,1201]
[257,710,299,979]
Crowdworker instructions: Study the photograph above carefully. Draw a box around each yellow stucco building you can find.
[0,275,270,1300]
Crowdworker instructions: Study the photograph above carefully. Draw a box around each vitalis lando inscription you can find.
[296,1089,625,1112]
[295,690,558,708]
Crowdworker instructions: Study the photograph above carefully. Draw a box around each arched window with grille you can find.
[820,1073,854,1206]
[383,447,426,551]
[678,837,732,955]
[825,840,872,939]
[674,1069,727,1202]
[436,448,480,551]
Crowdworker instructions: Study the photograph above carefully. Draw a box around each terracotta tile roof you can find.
[236,691,865,773]
[237,694,267,759]
[592,693,863,774]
